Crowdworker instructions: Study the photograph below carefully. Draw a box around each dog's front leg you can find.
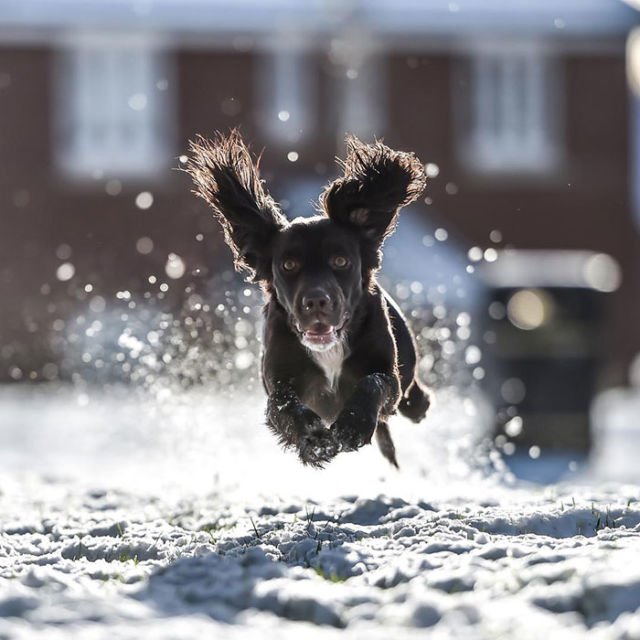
[266,382,340,468]
[331,373,400,452]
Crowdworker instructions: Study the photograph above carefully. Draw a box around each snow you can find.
[1,384,640,639]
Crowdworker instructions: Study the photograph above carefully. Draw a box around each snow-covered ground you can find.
[1,384,640,639]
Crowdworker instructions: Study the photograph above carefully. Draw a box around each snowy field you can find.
[1,384,640,640]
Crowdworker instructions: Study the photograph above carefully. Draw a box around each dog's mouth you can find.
[302,322,338,347]
[297,317,348,351]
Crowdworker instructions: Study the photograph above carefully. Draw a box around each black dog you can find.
[188,131,430,468]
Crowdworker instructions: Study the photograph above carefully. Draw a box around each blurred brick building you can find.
[0,0,638,384]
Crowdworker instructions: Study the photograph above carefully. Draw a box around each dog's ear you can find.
[321,136,426,246]
[186,130,287,281]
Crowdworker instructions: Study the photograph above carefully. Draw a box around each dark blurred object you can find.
[480,250,620,452]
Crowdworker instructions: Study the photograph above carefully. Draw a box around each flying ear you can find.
[320,136,426,244]
[186,130,287,281]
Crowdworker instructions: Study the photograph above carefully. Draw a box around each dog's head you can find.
[187,130,426,351]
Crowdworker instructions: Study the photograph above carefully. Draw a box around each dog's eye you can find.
[282,258,300,272]
[331,255,350,269]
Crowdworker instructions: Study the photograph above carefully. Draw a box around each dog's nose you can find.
[301,290,333,314]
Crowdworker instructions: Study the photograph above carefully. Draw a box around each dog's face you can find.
[271,218,363,351]
[187,131,426,349]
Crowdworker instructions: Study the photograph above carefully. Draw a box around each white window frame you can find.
[257,39,313,146]
[336,53,386,143]
[455,41,563,177]
[53,33,175,181]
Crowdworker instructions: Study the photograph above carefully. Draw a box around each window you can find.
[53,35,175,181]
[336,54,386,142]
[455,43,562,176]
[257,43,313,145]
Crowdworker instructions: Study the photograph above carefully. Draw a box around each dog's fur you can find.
[187,130,431,468]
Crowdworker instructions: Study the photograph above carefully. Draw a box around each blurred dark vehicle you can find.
[480,250,619,452]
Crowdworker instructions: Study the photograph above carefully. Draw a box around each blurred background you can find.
[1,0,640,484]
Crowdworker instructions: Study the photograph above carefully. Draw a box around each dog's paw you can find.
[331,408,377,452]
[298,426,340,468]
[398,381,431,423]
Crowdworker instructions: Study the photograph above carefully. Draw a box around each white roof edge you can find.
[0,0,636,40]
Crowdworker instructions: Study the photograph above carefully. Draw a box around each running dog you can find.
[187,130,430,468]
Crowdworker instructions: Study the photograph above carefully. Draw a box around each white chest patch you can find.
[308,340,347,391]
